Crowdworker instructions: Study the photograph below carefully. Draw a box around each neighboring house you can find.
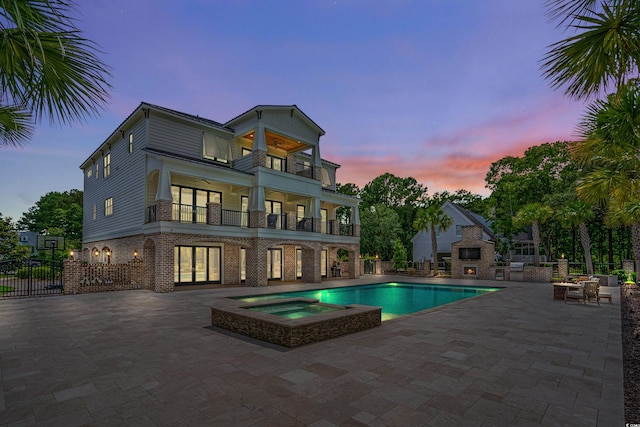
[411,201,495,265]
[79,103,361,292]
[18,231,39,256]
[506,229,546,263]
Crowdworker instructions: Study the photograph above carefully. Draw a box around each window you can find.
[203,133,231,163]
[242,147,252,156]
[103,153,111,178]
[456,225,462,236]
[267,248,282,280]
[87,168,93,179]
[95,162,99,179]
[129,133,133,153]
[241,196,249,227]
[266,154,286,171]
[93,204,96,220]
[104,197,113,216]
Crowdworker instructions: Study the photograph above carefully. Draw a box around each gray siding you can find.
[83,119,147,241]
[147,113,232,160]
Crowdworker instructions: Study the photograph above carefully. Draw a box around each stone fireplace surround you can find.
[451,226,495,280]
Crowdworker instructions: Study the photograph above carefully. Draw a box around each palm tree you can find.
[0,0,111,147]
[556,199,595,274]
[542,0,640,101]
[413,204,452,275]
[513,203,554,266]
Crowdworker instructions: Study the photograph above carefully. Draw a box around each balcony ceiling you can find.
[243,130,307,152]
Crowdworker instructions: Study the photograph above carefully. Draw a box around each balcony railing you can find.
[297,217,314,232]
[340,223,354,236]
[266,213,288,230]
[173,203,207,224]
[222,209,249,227]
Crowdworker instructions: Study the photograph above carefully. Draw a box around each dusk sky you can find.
[0,0,586,221]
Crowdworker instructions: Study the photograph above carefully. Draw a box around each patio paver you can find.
[0,277,624,426]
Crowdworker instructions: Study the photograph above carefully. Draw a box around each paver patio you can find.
[0,276,624,426]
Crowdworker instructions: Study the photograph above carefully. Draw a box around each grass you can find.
[0,285,15,295]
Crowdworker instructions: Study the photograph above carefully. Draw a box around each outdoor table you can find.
[553,283,581,300]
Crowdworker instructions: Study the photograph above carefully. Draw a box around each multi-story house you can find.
[79,103,360,292]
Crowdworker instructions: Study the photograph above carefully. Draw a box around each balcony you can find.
[222,209,249,227]
[145,204,356,237]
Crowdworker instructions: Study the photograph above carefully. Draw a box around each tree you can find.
[360,173,428,259]
[17,190,83,248]
[413,204,452,275]
[359,204,401,260]
[0,0,111,147]
[513,203,554,266]
[336,182,361,224]
[486,142,579,238]
[572,81,640,271]
[392,238,407,271]
[0,214,29,259]
[556,199,595,273]
[543,0,640,101]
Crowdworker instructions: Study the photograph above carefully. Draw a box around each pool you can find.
[233,282,501,321]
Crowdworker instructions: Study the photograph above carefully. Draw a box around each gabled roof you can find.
[449,201,496,240]
[224,105,325,136]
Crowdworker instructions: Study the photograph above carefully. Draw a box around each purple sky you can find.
[0,0,586,221]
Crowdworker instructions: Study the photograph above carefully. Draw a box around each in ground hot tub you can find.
[211,297,381,348]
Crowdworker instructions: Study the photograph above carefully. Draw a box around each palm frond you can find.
[0,105,34,147]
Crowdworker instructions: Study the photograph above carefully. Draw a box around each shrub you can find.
[612,269,627,283]
[16,266,52,280]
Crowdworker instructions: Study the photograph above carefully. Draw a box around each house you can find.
[411,201,495,266]
[18,231,39,256]
[79,103,361,292]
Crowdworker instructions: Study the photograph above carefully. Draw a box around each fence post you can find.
[63,259,82,295]
[558,258,569,281]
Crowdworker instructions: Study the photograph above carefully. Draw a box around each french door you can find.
[174,246,221,285]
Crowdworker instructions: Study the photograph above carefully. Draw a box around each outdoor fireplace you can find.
[463,266,478,276]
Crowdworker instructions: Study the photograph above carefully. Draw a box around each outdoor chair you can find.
[564,282,586,304]
[598,286,613,303]
[583,280,600,306]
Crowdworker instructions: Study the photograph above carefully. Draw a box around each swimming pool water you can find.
[234,282,500,321]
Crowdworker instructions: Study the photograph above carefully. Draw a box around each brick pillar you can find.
[208,202,221,225]
[283,245,297,281]
[348,250,359,279]
[156,199,172,221]
[353,224,360,237]
[287,211,297,231]
[252,149,266,168]
[224,244,240,285]
[250,210,265,228]
[63,259,83,295]
[129,259,144,288]
[246,240,268,287]
[558,258,569,281]
[301,247,321,283]
[154,234,175,292]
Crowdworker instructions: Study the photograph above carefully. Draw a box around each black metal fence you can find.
[0,258,64,297]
